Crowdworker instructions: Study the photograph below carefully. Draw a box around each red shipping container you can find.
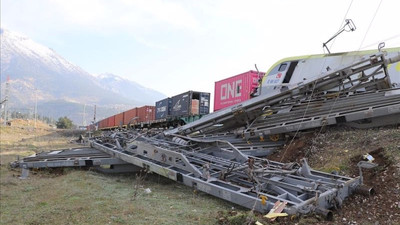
[107,116,115,127]
[98,119,104,129]
[137,106,155,123]
[123,108,137,125]
[214,70,264,111]
[103,118,108,127]
[105,117,109,127]
[115,113,124,127]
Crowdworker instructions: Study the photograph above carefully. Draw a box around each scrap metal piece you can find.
[357,160,378,185]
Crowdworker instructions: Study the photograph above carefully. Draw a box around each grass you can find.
[1,169,237,224]
[0,122,241,225]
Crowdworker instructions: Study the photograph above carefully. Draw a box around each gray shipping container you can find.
[155,98,172,120]
[171,91,210,117]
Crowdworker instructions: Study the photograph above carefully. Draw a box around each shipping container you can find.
[214,70,264,111]
[155,98,172,120]
[171,91,210,117]
[99,119,107,129]
[97,120,102,129]
[123,108,137,125]
[137,106,155,123]
[115,112,124,127]
[107,116,115,127]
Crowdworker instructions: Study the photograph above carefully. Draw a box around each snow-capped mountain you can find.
[1,29,82,75]
[0,28,166,124]
[96,73,166,105]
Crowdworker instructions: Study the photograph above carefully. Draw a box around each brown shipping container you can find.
[191,99,199,115]
[98,119,105,129]
[107,116,115,127]
[115,113,124,127]
[123,108,137,125]
[137,106,155,123]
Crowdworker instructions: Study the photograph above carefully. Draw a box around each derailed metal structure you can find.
[89,133,364,219]
[13,48,400,219]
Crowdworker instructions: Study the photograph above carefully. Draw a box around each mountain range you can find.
[0,28,166,124]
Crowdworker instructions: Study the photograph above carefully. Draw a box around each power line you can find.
[360,33,400,50]
[357,0,383,51]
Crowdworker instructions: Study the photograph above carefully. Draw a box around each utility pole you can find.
[82,104,87,126]
[88,105,97,138]
[34,88,38,128]
[3,76,10,125]
[93,105,96,124]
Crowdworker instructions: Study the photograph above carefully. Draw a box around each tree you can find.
[56,116,73,129]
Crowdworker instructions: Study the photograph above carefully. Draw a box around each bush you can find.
[56,116,73,129]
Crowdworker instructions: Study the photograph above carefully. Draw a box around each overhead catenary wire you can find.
[357,0,384,51]
[360,33,400,50]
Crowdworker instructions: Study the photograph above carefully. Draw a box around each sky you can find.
[2,0,400,100]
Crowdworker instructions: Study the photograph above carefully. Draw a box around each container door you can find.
[199,93,210,115]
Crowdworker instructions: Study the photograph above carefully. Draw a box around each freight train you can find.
[92,70,265,130]
[92,90,210,130]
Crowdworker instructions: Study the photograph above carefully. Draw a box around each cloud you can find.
[49,0,108,27]
[119,0,201,32]
[2,0,200,33]
[133,36,169,50]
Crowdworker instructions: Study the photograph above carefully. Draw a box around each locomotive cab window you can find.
[278,63,287,72]
[283,61,298,83]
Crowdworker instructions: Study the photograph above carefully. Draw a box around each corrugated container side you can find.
[105,118,109,127]
[137,106,155,122]
[214,70,264,111]
[103,119,108,128]
[123,108,137,125]
[97,121,102,129]
[115,113,124,127]
[108,116,115,127]
[101,119,107,129]
[155,98,172,120]
[199,92,210,115]
[171,91,191,117]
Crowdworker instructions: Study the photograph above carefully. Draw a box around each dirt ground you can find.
[1,120,399,224]
[265,125,400,225]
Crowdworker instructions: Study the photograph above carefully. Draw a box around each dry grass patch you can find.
[0,122,239,225]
